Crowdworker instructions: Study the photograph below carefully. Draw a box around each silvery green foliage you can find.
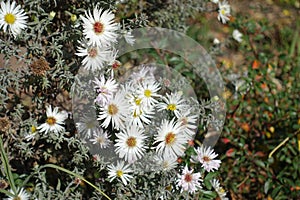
[32,169,84,200]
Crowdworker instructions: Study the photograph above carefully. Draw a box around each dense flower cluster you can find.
[73,64,224,194]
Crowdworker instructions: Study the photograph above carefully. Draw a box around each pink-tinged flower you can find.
[93,75,118,106]
[176,165,202,194]
[76,41,112,72]
[192,146,221,172]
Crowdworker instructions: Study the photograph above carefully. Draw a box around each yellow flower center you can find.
[221,9,226,15]
[4,13,16,24]
[31,125,37,133]
[93,21,104,34]
[167,104,176,111]
[135,98,142,106]
[70,14,77,22]
[116,170,123,177]
[108,104,118,115]
[126,137,137,147]
[133,110,142,118]
[218,187,225,193]
[88,47,98,58]
[144,89,152,98]
[46,117,56,125]
[165,132,176,145]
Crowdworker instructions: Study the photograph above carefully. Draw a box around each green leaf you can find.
[201,190,217,198]
[0,136,17,194]
[56,179,61,190]
[271,186,282,197]
[0,188,14,197]
[268,157,274,164]
[264,180,270,194]
[255,160,266,168]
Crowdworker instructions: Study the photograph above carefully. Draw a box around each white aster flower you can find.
[80,6,119,47]
[177,109,198,138]
[120,82,135,99]
[98,91,129,130]
[176,165,202,194]
[92,154,101,162]
[89,128,111,148]
[154,118,188,159]
[137,80,161,107]
[114,124,147,162]
[218,0,231,24]
[211,0,219,3]
[24,125,38,141]
[211,179,228,200]
[157,92,186,118]
[154,154,178,171]
[126,89,154,128]
[107,160,133,185]
[76,115,99,139]
[0,1,28,38]
[93,75,118,106]
[123,30,135,46]
[128,107,154,128]
[192,146,221,172]
[38,105,67,134]
[127,94,145,114]
[129,66,156,84]
[5,187,30,200]
[213,38,220,45]
[107,48,119,65]
[232,29,243,43]
[107,48,121,76]
[76,41,112,71]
